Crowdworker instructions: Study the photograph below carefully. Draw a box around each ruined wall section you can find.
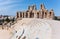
[16,4,55,20]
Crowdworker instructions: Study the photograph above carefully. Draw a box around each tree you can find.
[12,17,15,23]
[5,17,10,23]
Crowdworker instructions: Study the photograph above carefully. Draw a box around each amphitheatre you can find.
[0,4,60,39]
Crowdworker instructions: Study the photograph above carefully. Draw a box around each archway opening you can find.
[20,12,22,18]
[30,12,34,18]
[37,12,39,18]
[17,12,19,18]
[49,12,52,18]
[45,12,47,18]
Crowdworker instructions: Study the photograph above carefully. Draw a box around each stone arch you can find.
[38,11,41,18]
[50,12,51,16]
[49,11,54,19]
[37,12,39,18]
[16,12,19,18]
[45,12,47,18]
[20,12,22,18]
[30,12,34,18]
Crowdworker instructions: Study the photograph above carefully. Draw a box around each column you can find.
[40,10,43,19]
[16,12,19,18]
[22,12,23,18]
[34,11,37,18]
[19,12,20,18]
[43,12,45,18]
[47,13,50,19]
[39,12,41,18]
[51,11,54,19]
[24,12,26,18]
[28,12,30,18]
[46,10,49,19]
[23,13,24,18]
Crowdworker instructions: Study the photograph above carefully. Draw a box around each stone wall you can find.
[16,4,55,19]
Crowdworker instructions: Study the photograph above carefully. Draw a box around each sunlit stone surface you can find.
[0,18,60,39]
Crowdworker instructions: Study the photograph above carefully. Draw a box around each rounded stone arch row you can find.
[16,9,54,19]
[39,9,54,19]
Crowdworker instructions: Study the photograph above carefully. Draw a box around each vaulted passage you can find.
[17,12,19,18]
[37,12,39,18]
[49,12,52,18]
[45,12,47,18]
[20,13,22,18]
[30,12,34,18]
[23,13,24,18]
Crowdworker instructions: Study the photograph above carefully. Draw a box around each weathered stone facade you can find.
[16,4,54,19]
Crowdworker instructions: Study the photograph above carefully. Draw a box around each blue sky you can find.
[0,0,60,16]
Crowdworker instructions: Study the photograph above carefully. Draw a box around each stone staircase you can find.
[10,18,52,39]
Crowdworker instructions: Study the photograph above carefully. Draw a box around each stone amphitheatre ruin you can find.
[0,4,60,39]
[16,4,54,19]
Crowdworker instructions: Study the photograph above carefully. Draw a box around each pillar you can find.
[23,13,24,18]
[19,13,20,18]
[34,11,37,18]
[40,11,42,19]
[24,12,26,18]
[43,11,45,18]
[22,12,23,18]
[46,10,49,19]
[28,12,30,18]
[42,11,44,19]
[39,12,41,18]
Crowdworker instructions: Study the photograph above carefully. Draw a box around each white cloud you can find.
[0,0,24,15]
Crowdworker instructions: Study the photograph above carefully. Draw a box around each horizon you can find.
[0,0,60,16]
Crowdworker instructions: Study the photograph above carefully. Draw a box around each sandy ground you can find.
[0,18,60,39]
